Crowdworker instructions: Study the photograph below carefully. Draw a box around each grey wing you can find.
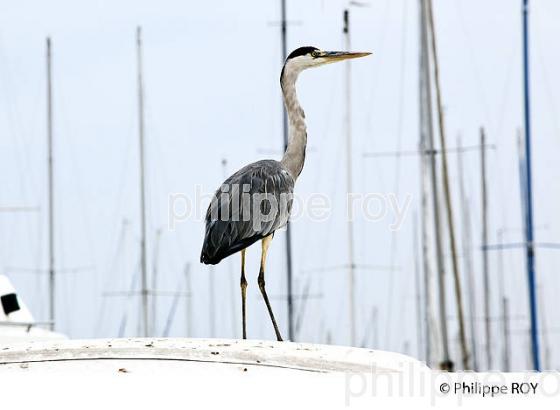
[200,160,294,265]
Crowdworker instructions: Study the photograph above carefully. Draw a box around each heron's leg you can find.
[258,235,283,341]
[240,248,247,339]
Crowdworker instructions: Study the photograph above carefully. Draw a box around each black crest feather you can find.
[286,46,318,60]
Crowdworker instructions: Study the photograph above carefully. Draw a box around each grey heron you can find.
[200,46,370,341]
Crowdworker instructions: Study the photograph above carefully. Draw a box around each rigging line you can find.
[385,0,409,350]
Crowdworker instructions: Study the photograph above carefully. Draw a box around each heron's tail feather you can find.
[200,225,263,265]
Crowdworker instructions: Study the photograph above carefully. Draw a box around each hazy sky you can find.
[0,0,559,370]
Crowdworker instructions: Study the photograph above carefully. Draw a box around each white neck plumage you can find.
[279,63,307,180]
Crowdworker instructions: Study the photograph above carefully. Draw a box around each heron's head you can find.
[284,46,371,73]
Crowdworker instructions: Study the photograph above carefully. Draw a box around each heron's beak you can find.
[319,51,371,63]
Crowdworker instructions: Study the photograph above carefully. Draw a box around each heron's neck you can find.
[280,65,307,180]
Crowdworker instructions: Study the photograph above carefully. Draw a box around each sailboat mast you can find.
[420,0,450,370]
[280,0,295,342]
[136,26,149,338]
[343,8,356,347]
[521,0,540,372]
[426,0,469,370]
[418,0,433,366]
[46,37,55,331]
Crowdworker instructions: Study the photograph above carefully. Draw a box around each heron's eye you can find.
[311,51,320,58]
